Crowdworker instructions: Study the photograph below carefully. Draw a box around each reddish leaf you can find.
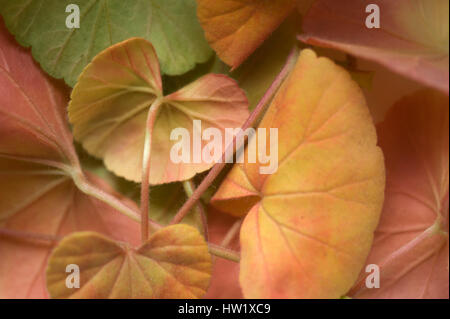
[358,59,425,124]
[299,0,449,94]
[350,90,449,299]
[0,18,140,298]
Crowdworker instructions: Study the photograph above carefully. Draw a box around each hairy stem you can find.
[170,47,298,225]
[140,99,163,244]
[209,243,240,263]
[71,169,161,231]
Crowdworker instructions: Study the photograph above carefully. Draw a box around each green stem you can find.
[140,99,163,244]
[208,243,240,263]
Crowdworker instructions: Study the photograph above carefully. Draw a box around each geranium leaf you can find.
[69,37,249,184]
[350,90,449,299]
[197,0,297,69]
[0,26,76,166]
[299,0,449,94]
[0,171,141,298]
[167,12,301,112]
[358,59,425,124]
[211,49,386,298]
[46,224,212,299]
[0,18,140,298]
[0,0,212,87]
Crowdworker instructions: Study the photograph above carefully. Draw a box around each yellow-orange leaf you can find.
[197,0,297,69]
[46,225,212,299]
[351,90,449,299]
[211,49,386,298]
[69,38,249,184]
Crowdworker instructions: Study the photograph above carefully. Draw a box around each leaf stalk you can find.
[170,47,299,225]
[140,98,164,243]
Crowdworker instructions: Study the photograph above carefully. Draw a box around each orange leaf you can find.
[69,38,249,184]
[46,225,211,299]
[351,90,449,299]
[0,18,140,298]
[211,49,386,298]
[197,0,297,69]
[299,0,449,94]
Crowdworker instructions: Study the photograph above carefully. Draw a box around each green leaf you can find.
[0,0,212,86]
